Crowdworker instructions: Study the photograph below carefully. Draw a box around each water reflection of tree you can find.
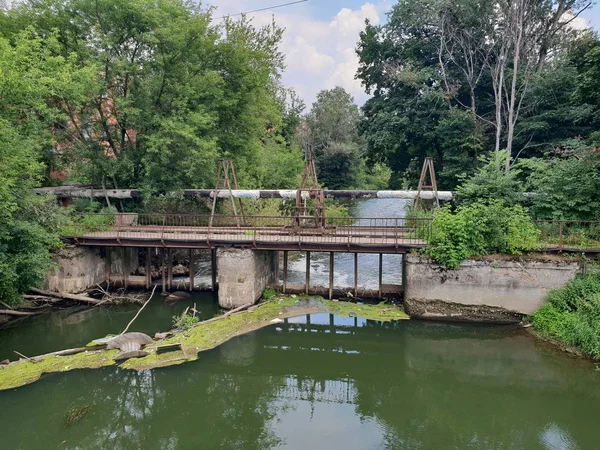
[350,322,599,449]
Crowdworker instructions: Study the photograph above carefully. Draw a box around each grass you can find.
[0,297,408,390]
[533,273,600,359]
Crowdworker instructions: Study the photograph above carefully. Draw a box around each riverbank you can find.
[531,272,600,361]
[0,297,408,391]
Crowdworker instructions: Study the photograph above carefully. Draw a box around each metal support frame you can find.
[161,248,166,294]
[378,253,383,299]
[146,247,151,289]
[354,253,358,298]
[189,249,194,292]
[305,251,311,294]
[123,247,129,289]
[283,251,288,294]
[293,135,326,230]
[211,249,217,292]
[167,248,173,290]
[414,157,440,209]
[210,159,245,228]
[329,252,334,300]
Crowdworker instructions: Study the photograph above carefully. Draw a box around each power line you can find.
[214,0,308,20]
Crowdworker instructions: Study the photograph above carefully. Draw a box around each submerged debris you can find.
[64,403,94,427]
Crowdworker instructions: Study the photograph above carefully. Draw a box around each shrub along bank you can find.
[416,201,541,269]
[533,273,600,359]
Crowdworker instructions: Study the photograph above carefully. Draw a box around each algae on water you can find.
[0,297,409,391]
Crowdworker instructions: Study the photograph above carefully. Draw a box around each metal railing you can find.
[64,213,435,249]
[63,213,600,253]
[534,220,600,252]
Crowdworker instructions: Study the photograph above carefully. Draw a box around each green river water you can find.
[0,307,599,449]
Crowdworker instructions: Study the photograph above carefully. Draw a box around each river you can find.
[0,315,598,449]
[0,199,599,449]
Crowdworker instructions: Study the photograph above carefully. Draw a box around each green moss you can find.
[0,297,408,390]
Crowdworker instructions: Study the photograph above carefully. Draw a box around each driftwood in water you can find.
[29,288,101,305]
[120,285,157,334]
[196,302,253,327]
[0,309,40,317]
[14,351,36,363]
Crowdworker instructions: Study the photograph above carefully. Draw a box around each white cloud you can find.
[209,1,384,106]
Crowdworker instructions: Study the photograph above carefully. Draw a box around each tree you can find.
[356,0,593,187]
[0,30,92,304]
[305,87,364,189]
[5,0,297,193]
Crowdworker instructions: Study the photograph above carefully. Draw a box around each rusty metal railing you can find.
[64,213,434,249]
[64,213,600,253]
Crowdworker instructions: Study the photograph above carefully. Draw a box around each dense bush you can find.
[523,148,600,221]
[421,201,540,268]
[534,273,600,359]
[455,151,525,207]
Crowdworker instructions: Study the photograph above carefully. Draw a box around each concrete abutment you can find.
[216,248,279,309]
[403,254,582,321]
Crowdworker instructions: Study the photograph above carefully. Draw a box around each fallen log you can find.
[0,309,40,317]
[29,288,101,305]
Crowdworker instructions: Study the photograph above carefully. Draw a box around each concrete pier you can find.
[216,248,278,309]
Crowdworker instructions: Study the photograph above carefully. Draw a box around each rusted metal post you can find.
[106,247,112,284]
[145,247,151,289]
[378,253,383,299]
[283,251,288,294]
[189,249,194,292]
[123,247,129,290]
[305,251,311,294]
[167,248,173,290]
[329,252,334,300]
[354,252,358,298]
[161,248,166,294]
[559,221,564,252]
[211,249,217,292]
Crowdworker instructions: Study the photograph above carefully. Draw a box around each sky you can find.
[208,0,600,107]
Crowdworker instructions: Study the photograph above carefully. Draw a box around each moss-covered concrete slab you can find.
[0,297,408,391]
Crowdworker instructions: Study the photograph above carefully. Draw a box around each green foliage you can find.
[263,288,276,300]
[523,149,600,220]
[534,273,600,359]
[0,29,94,304]
[455,151,525,206]
[172,310,199,330]
[3,0,297,192]
[355,0,599,188]
[306,87,365,189]
[422,202,540,268]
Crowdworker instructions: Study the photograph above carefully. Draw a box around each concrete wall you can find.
[46,246,108,294]
[217,248,278,309]
[403,254,582,321]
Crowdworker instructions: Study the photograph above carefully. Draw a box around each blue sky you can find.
[209,1,599,106]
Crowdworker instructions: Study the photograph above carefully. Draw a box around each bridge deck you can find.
[64,225,427,253]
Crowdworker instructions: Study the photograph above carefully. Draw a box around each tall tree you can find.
[356,0,592,187]
[305,87,363,189]
[5,0,297,193]
[0,30,93,303]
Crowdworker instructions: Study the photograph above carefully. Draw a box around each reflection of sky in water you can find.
[286,313,367,327]
[540,424,580,450]
[268,377,385,449]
